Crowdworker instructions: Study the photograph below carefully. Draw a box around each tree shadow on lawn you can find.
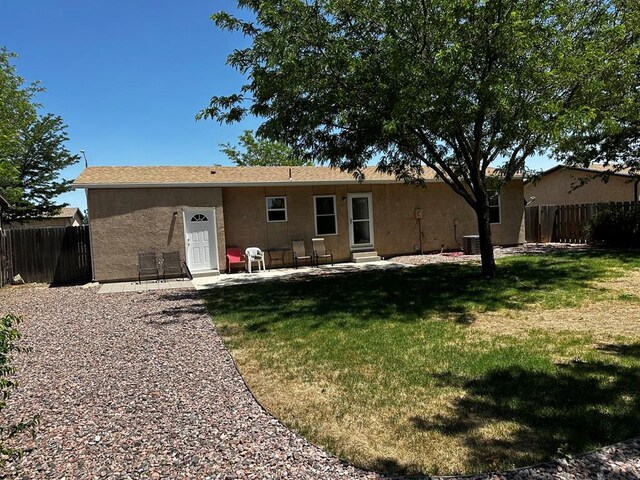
[408,347,640,475]
[203,250,635,335]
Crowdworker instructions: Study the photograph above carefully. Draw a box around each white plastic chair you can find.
[245,247,266,273]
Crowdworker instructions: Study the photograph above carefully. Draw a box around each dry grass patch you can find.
[470,301,640,338]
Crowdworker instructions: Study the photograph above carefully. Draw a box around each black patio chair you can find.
[137,252,159,283]
[161,251,184,281]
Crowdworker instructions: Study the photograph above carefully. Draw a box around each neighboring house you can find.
[525,165,639,206]
[7,207,84,229]
[73,166,526,283]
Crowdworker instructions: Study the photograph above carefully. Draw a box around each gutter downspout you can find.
[85,189,97,282]
[453,219,463,251]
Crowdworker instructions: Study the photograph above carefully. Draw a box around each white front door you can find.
[348,193,374,250]
[183,208,218,272]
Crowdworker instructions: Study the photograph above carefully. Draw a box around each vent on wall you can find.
[462,235,481,255]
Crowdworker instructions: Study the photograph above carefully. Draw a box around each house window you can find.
[314,195,337,235]
[266,196,287,222]
[488,191,501,224]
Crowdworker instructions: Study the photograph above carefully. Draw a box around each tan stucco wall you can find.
[87,187,225,282]
[525,169,638,206]
[222,180,525,264]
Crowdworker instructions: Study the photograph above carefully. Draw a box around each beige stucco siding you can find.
[223,180,525,263]
[87,180,524,281]
[525,169,638,206]
[87,187,224,282]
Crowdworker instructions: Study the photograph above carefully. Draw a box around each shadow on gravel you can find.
[139,290,208,325]
[410,350,640,473]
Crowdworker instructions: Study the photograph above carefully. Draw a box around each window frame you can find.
[488,191,501,225]
[265,196,288,223]
[313,195,338,236]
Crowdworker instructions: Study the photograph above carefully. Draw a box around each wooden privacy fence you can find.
[2,226,91,285]
[525,202,639,243]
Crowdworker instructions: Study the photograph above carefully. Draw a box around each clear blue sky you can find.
[1,0,557,212]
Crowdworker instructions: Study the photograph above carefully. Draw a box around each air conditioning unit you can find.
[462,235,481,255]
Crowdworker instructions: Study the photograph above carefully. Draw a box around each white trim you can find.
[266,196,288,223]
[347,193,374,250]
[183,207,219,272]
[313,195,338,236]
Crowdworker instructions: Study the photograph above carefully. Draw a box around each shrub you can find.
[585,207,640,248]
[0,314,38,464]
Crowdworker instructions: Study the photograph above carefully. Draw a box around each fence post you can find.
[0,230,5,287]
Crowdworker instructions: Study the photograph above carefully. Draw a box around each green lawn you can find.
[203,250,640,476]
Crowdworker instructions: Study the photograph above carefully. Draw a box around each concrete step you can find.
[190,269,220,278]
[351,251,382,263]
[353,256,382,263]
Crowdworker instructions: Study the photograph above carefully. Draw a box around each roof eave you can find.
[72,179,433,189]
[525,165,633,184]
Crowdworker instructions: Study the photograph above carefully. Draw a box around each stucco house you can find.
[73,166,525,283]
[525,165,639,206]
[7,207,84,229]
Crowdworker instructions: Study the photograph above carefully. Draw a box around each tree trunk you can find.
[475,195,497,279]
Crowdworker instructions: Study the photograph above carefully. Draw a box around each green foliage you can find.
[202,0,639,278]
[586,207,640,248]
[554,5,640,175]
[0,314,38,464]
[0,48,79,224]
[0,49,35,203]
[220,129,313,166]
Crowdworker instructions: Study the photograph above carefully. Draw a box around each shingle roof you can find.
[530,164,636,182]
[73,165,430,188]
[53,207,82,219]
[73,165,520,189]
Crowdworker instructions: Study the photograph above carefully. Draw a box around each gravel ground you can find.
[0,286,376,479]
[0,277,638,479]
[389,243,591,265]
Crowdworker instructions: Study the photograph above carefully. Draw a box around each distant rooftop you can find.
[52,207,83,219]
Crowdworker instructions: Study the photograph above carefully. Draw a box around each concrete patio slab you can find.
[191,260,409,290]
[96,261,408,294]
[97,279,193,294]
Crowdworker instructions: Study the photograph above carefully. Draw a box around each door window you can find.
[350,195,372,245]
[191,213,208,222]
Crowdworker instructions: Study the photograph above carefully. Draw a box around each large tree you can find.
[554,15,640,176]
[201,0,639,277]
[0,49,78,224]
[220,129,313,166]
